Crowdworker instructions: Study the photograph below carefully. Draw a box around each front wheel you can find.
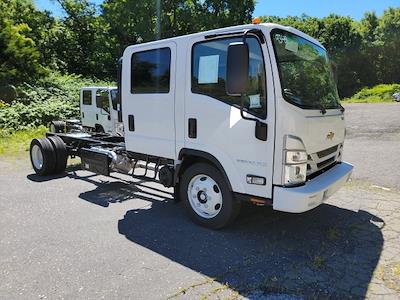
[180,163,241,229]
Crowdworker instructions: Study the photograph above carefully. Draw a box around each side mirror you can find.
[117,57,123,122]
[226,42,249,95]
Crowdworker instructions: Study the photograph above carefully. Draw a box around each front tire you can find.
[180,163,241,229]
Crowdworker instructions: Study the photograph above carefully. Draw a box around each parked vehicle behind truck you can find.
[50,87,124,136]
[30,22,353,229]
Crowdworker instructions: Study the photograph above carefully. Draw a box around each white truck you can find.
[50,87,124,136]
[30,22,353,228]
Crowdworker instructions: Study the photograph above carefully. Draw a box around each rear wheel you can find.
[180,163,241,229]
[30,138,56,175]
[48,136,68,174]
[49,121,66,133]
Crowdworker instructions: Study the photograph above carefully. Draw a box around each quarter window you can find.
[82,90,92,105]
[192,36,267,118]
[131,48,171,94]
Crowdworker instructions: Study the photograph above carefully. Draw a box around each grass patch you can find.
[0,126,47,157]
[343,83,400,103]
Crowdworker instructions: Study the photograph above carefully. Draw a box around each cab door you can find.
[80,89,96,128]
[122,42,176,159]
[184,34,275,198]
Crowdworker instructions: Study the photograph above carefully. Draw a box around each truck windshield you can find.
[271,29,341,110]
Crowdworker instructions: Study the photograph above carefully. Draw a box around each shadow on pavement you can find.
[26,170,384,298]
[26,164,82,182]
[117,195,384,298]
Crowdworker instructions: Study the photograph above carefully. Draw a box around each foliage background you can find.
[0,0,399,130]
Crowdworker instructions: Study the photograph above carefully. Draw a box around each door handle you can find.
[96,114,98,120]
[128,115,135,131]
[82,112,84,118]
[188,118,197,138]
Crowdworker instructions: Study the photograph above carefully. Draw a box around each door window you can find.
[96,89,110,113]
[131,48,171,94]
[192,36,267,119]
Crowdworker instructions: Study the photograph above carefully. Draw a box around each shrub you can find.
[0,72,114,130]
[343,83,400,103]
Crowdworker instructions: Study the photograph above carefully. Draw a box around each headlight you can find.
[285,150,307,164]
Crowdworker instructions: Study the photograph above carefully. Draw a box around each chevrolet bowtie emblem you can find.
[326,131,335,140]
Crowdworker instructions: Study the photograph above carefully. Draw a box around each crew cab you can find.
[30,22,353,229]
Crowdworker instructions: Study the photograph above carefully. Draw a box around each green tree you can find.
[0,1,45,84]
[374,7,400,84]
[57,0,114,78]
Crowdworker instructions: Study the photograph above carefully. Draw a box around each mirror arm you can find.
[239,30,258,123]
[240,95,258,122]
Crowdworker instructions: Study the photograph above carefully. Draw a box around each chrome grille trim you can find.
[307,143,342,176]
[317,145,338,158]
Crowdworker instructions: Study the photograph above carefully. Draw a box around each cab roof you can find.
[124,22,325,52]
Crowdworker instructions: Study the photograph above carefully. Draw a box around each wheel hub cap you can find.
[187,174,223,219]
[31,145,43,170]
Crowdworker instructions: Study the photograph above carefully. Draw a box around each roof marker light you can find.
[252,17,261,25]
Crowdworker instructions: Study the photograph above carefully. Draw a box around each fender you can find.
[177,148,233,191]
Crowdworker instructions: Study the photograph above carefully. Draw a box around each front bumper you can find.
[273,162,353,213]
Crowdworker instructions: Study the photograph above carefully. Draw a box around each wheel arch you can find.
[177,148,233,192]
[95,124,105,132]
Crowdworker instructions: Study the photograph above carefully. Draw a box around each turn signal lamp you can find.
[252,17,261,25]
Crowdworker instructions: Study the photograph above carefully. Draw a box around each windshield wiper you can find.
[339,103,345,113]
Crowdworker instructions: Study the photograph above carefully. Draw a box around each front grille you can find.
[317,145,338,158]
[317,156,335,169]
[307,143,342,176]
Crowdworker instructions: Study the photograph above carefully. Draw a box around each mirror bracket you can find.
[255,120,268,141]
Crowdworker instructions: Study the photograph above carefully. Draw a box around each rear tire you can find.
[49,121,66,133]
[180,162,241,229]
[30,138,57,175]
[48,136,68,174]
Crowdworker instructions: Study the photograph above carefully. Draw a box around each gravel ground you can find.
[343,103,400,190]
[0,103,399,299]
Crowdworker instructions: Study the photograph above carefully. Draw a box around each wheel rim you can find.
[31,145,44,170]
[187,174,223,219]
